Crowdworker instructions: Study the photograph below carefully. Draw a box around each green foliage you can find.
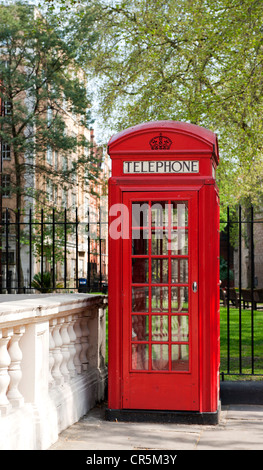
[31,271,63,293]
[57,0,263,212]
[30,207,75,265]
[220,257,234,282]
[0,1,100,208]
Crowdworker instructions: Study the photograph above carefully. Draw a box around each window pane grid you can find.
[131,316,189,343]
[131,200,190,372]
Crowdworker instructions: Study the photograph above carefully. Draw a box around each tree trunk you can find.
[14,156,25,293]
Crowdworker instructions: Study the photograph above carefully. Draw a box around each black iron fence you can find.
[1,204,262,378]
[0,207,108,294]
[220,205,263,379]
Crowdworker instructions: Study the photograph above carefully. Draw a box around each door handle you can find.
[192,282,198,293]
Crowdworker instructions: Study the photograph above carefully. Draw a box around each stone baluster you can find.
[0,328,13,415]
[60,317,70,382]
[48,321,56,389]
[73,314,83,374]
[50,319,64,386]
[7,326,25,407]
[67,315,77,378]
[80,314,90,371]
[99,307,106,369]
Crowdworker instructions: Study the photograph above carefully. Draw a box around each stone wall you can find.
[0,293,107,450]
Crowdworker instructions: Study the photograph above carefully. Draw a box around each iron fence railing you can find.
[1,204,262,378]
[0,207,108,294]
[220,205,263,379]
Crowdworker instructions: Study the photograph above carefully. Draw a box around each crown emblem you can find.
[149,132,172,150]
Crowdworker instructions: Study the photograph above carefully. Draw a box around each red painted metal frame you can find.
[122,190,199,411]
[108,121,220,414]
[198,184,220,412]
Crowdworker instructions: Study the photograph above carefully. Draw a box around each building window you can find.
[2,210,11,224]
[79,258,84,277]
[62,156,68,172]
[71,259,75,279]
[54,151,58,170]
[1,142,11,160]
[46,178,53,202]
[47,106,53,126]
[2,174,11,197]
[46,146,53,165]
[2,251,15,265]
[1,210,11,233]
[4,100,12,115]
[62,188,67,207]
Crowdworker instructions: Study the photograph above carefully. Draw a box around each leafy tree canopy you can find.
[0,1,100,210]
[48,0,263,214]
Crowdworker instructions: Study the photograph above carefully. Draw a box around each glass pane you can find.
[171,259,188,284]
[151,258,168,284]
[151,316,169,342]
[152,286,169,312]
[132,344,149,370]
[151,229,169,255]
[171,316,189,341]
[152,344,169,371]
[132,315,149,341]
[132,258,149,283]
[172,201,188,226]
[151,201,169,227]
[171,345,189,371]
[171,286,188,312]
[170,229,188,255]
[132,286,149,312]
[132,229,149,255]
[132,202,149,227]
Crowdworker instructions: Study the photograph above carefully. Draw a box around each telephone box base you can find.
[105,403,221,425]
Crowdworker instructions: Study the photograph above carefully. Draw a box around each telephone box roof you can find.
[108,120,219,164]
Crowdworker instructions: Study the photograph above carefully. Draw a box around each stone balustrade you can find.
[0,293,107,450]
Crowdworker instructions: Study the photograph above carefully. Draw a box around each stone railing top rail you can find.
[0,293,107,327]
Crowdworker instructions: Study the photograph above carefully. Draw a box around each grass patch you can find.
[220,306,263,380]
[104,304,263,380]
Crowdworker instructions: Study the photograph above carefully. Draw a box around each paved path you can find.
[49,403,263,451]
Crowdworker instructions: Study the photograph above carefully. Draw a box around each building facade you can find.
[0,5,109,292]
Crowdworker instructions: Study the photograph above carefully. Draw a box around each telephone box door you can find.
[122,191,199,411]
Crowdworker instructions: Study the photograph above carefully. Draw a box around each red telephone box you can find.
[106,121,220,424]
